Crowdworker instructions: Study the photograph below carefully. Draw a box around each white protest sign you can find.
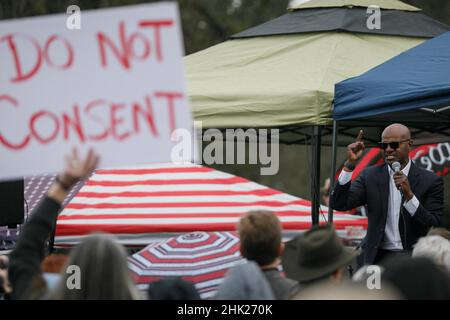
[0,2,196,181]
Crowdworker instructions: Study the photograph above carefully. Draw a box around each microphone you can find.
[392,161,401,173]
[392,161,403,194]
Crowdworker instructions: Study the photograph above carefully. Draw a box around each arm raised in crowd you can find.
[8,149,99,299]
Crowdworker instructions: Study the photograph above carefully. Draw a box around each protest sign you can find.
[0,2,195,180]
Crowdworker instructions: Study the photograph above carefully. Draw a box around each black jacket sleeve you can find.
[411,175,444,228]
[8,197,61,300]
[330,170,367,211]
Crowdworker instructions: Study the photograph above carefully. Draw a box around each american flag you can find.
[54,162,367,247]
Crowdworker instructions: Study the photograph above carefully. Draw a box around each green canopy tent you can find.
[184,0,449,225]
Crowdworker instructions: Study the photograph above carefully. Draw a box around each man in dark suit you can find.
[330,124,444,265]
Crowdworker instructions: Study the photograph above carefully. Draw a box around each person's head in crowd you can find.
[238,211,299,300]
[147,278,201,300]
[352,264,385,285]
[214,261,275,300]
[41,254,69,274]
[382,256,450,300]
[41,254,68,292]
[427,227,450,241]
[282,224,358,286]
[412,235,450,272]
[291,281,400,300]
[238,210,282,268]
[348,264,405,299]
[52,233,141,300]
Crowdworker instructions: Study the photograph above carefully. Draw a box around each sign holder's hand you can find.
[58,148,99,190]
[50,148,100,203]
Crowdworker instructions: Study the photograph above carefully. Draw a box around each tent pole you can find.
[328,120,338,224]
[311,125,321,226]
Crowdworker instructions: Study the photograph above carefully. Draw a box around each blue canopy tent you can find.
[334,30,450,126]
[327,31,450,223]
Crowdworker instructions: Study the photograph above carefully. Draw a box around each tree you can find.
[0,0,290,54]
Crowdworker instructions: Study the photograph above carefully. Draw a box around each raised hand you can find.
[58,148,100,190]
[347,130,365,164]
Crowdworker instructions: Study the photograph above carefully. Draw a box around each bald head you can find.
[382,123,411,141]
[381,123,412,167]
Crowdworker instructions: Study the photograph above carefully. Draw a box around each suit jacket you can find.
[330,162,444,265]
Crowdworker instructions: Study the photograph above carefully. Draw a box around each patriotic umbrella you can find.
[128,231,245,299]
[52,162,367,247]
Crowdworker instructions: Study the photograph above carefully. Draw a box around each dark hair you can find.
[147,278,200,300]
[238,211,281,266]
[382,256,450,300]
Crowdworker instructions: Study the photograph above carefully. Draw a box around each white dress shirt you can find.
[338,159,420,250]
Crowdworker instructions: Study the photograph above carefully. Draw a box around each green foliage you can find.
[403,0,450,26]
[0,0,289,54]
[1,0,448,54]
[178,0,289,53]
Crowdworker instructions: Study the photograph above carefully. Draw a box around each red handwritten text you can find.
[0,91,183,150]
[0,33,74,83]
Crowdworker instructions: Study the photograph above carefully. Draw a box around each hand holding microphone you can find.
[392,161,413,200]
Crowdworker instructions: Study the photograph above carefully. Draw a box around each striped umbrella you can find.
[53,162,367,247]
[128,231,245,299]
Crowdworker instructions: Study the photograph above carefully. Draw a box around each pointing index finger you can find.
[356,130,364,142]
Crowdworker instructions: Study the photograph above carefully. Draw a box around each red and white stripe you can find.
[128,231,245,299]
[55,163,367,246]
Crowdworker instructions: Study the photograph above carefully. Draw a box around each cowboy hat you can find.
[282,225,358,282]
